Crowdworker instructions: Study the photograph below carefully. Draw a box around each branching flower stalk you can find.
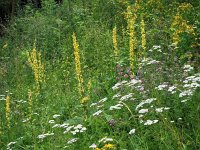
[27,44,44,92]
[72,32,84,98]
[6,95,10,128]
[171,3,195,45]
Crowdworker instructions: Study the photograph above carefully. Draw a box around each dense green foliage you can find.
[0,0,200,149]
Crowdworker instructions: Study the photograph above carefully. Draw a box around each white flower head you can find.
[63,125,74,134]
[53,114,61,118]
[144,120,159,125]
[183,65,194,72]
[99,97,108,103]
[80,127,87,132]
[90,102,98,107]
[60,123,70,128]
[48,120,55,124]
[74,124,83,129]
[71,130,79,135]
[155,83,168,91]
[52,124,61,128]
[99,137,113,143]
[120,93,133,101]
[89,143,97,148]
[136,98,156,110]
[109,103,123,110]
[92,110,103,116]
[168,86,176,93]
[179,90,193,97]
[112,93,121,99]
[37,133,54,139]
[67,138,78,144]
[138,109,148,114]
[7,142,16,147]
[129,128,136,135]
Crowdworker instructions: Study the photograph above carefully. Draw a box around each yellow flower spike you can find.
[178,2,193,12]
[112,26,119,58]
[128,14,137,71]
[125,2,139,72]
[102,143,115,149]
[171,4,195,45]
[81,96,89,104]
[125,5,131,20]
[27,43,44,92]
[87,79,92,93]
[72,32,84,97]
[6,95,11,128]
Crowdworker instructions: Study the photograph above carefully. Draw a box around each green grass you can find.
[0,0,200,149]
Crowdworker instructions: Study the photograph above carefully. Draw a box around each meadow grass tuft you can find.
[0,0,199,149]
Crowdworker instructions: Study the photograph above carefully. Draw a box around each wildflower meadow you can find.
[0,0,200,149]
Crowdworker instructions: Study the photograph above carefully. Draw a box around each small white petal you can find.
[129,128,136,135]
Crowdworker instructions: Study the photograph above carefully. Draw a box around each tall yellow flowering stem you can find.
[27,43,44,92]
[6,95,11,128]
[112,26,119,59]
[72,32,84,98]
[171,3,195,45]
[141,16,146,58]
[127,5,137,71]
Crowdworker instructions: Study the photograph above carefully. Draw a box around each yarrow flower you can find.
[63,125,74,134]
[129,128,136,134]
[99,137,114,143]
[53,114,61,118]
[143,120,159,125]
[168,86,176,94]
[37,132,54,140]
[89,143,97,148]
[70,124,87,135]
[112,93,121,99]
[48,120,55,124]
[149,45,162,52]
[155,83,168,90]
[7,141,16,150]
[60,123,70,128]
[112,81,128,90]
[67,138,78,144]
[109,103,123,110]
[136,98,156,110]
[138,109,148,114]
[52,124,61,128]
[120,93,133,101]
[155,107,170,113]
[92,110,103,116]
[179,89,193,97]
[99,97,108,103]
[90,102,98,107]
[183,64,194,72]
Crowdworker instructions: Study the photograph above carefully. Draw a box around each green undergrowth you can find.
[0,0,200,149]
